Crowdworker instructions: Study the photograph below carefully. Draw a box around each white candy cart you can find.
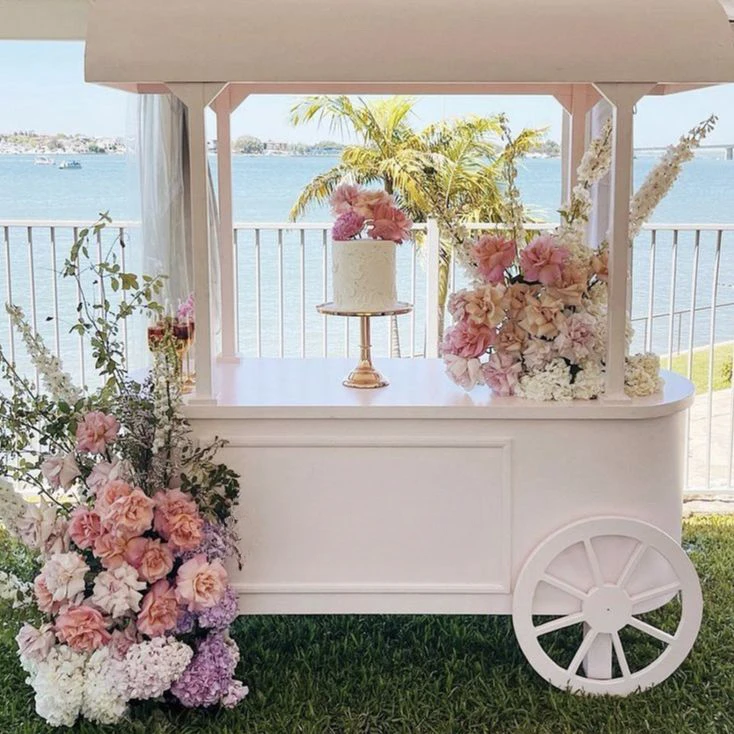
[80,0,734,695]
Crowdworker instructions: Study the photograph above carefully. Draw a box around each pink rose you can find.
[68,507,102,550]
[482,352,523,397]
[329,183,362,215]
[519,234,569,286]
[352,189,391,219]
[137,579,180,637]
[153,489,199,539]
[95,480,133,517]
[16,623,56,664]
[93,531,128,569]
[40,453,80,490]
[103,488,154,539]
[125,537,174,583]
[367,202,412,243]
[34,573,61,615]
[472,234,517,284]
[55,605,111,653]
[75,411,120,454]
[332,210,365,240]
[176,554,228,612]
[167,514,204,554]
[441,320,495,359]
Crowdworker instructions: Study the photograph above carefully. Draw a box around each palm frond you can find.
[288,165,352,222]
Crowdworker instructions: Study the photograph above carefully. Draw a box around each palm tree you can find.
[289,96,542,350]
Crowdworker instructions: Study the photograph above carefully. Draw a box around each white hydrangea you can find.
[515,359,574,401]
[625,353,663,397]
[0,569,34,609]
[0,478,27,536]
[28,645,86,727]
[124,637,193,700]
[571,360,605,400]
[6,304,82,404]
[81,647,130,725]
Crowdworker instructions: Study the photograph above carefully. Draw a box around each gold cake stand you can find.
[316,301,413,388]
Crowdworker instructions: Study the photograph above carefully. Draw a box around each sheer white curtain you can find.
[135,94,221,349]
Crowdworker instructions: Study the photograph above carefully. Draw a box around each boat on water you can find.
[34,156,55,166]
[58,160,82,170]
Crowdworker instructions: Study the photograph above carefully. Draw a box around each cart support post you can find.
[594,83,655,401]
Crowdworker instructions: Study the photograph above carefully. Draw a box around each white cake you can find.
[332,239,397,311]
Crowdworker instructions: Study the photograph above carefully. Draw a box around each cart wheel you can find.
[512,517,702,696]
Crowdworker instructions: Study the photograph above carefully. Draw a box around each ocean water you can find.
[0,153,732,370]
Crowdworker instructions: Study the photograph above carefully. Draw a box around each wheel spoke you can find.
[630,581,681,606]
[612,632,632,679]
[627,616,676,645]
[584,538,604,587]
[567,628,598,675]
[541,573,588,601]
[534,612,585,637]
[616,542,648,588]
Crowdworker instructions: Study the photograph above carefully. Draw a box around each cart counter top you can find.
[183,358,694,421]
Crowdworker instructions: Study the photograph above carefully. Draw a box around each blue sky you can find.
[2,40,734,147]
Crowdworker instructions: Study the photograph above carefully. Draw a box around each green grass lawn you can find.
[2,517,734,734]
[662,342,733,394]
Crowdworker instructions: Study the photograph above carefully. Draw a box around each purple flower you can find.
[332,210,365,241]
[180,521,235,563]
[198,586,239,630]
[177,293,195,322]
[170,632,245,709]
[174,609,196,635]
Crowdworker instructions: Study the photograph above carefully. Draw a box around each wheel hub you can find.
[582,585,632,633]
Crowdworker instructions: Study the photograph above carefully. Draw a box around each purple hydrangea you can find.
[170,632,245,708]
[180,521,235,563]
[174,609,196,635]
[332,210,365,240]
[198,586,239,630]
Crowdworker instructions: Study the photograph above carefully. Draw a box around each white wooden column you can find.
[425,218,441,358]
[167,82,226,404]
[212,85,249,363]
[595,83,655,402]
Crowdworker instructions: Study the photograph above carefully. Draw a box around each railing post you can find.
[425,218,441,358]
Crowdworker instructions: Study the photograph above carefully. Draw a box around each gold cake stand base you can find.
[316,302,413,389]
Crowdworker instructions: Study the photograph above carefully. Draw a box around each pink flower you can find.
[167,513,205,554]
[153,489,199,538]
[34,573,62,615]
[137,579,180,637]
[103,488,154,539]
[329,183,362,215]
[367,202,412,243]
[554,312,597,363]
[176,554,228,612]
[40,453,80,490]
[332,210,365,240]
[94,480,133,517]
[93,531,128,569]
[108,624,138,660]
[16,623,55,664]
[352,189,391,218]
[483,352,523,397]
[75,411,120,454]
[520,234,569,286]
[125,537,174,583]
[444,354,485,391]
[41,552,89,604]
[68,507,102,550]
[177,293,195,322]
[55,605,111,653]
[472,234,517,284]
[16,500,69,556]
[441,320,495,359]
[91,562,146,619]
[87,458,127,494]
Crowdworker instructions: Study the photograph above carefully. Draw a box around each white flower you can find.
[516,358,574,401]
[16,500,69,556]
[41,552,88,603]
[444,354,485,391]
[27,644,86,727]
[81,646,129,725]
[522,338,557,373]
[0,479,28,537]
[16,623,56,668]
[91,563,146,619]
[41,453,80,490]
[571,360,605,400]
[88,457,129,493]
[124,637,193,700]
[625,353,663,397]
[0,569,34,609]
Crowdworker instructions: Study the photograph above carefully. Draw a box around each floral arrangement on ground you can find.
[0,219,247,727]
[442,115,717,399]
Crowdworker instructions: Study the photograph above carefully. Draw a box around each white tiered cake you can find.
[332,239,397,312]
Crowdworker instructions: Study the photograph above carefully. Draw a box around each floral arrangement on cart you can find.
[0,221,247,727]
[442,115,717,399]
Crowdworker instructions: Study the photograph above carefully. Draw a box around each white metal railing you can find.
[0,219,731,492]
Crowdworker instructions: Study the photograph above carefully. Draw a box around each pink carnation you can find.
[482,352,523,397]
[367,202,412,243]
[441,320,495,359]
[444,354,485,391]
[519,234,569,286]
[332,210,365,240]
[68,507,102,550]
[55,605,111,653]
[472,234,517,284]
[75,411,120,454]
